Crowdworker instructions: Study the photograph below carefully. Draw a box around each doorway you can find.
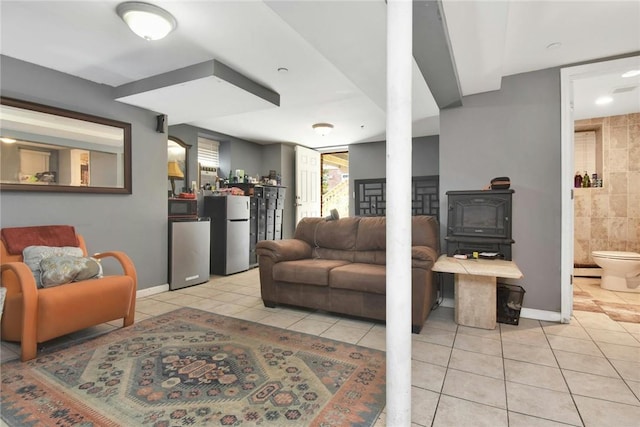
[560,55,640,322]
[321,152,349,218]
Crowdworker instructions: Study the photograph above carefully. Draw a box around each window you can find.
[321,151,349,218]
[198,136,220,167]
[574,131,596,175]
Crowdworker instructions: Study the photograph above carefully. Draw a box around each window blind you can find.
[198,137,220,167]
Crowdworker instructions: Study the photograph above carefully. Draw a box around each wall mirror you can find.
[0,97,131,193]
[167,136,188,197]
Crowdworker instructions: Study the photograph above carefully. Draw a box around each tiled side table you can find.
[432,255,523,329]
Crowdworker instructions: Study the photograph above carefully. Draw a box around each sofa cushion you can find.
[354,250,386,265]
[311,248,356,262]
[355,217,386,250]
[273,259,351,286]
[294,217,359,250]
[330,263,386,295]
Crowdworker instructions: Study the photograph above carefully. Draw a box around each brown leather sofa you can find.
[256,215,440,333]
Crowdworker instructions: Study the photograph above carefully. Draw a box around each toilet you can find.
[591,251,640,293]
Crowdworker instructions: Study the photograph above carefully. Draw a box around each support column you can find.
[386,0,413,425]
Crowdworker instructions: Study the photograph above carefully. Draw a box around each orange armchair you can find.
[0,226,137,361]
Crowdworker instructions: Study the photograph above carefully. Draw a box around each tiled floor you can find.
[2,271,639,426]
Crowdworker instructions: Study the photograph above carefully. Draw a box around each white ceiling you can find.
[1,1,639,149]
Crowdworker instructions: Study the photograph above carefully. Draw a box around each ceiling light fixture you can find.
[0,137,17,144]
[312,123,334,136]
[595,96,613,105]
[117,2,177,41]
[622,69,640,78]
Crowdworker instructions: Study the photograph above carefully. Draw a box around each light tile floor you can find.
[2,272,639,426]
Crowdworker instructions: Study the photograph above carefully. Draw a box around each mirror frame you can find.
[168,136,189,196]
[0,96,132,194]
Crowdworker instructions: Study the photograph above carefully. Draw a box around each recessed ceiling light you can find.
[277,67,289,74]
[595,96,613,105]
[546,42,562,50]
[0,137,16,143]
[117,2,177,41]
[312,123,334,136]
[621,69,640,78]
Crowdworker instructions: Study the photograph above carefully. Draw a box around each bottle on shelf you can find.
[582,171,590,188]
[574,171,583,188]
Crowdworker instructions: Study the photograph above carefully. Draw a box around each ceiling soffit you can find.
[412,0,462,109]
[114,60,280,124]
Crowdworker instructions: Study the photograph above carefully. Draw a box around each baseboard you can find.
[574,267,602,277]
[519,308,562,322]
[137,284,169,298]
[438,298,562,323]
[440,297,454,308]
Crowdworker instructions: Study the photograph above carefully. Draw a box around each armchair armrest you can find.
[411,246,439,269]
[93,251,137,283]
[1,262,39,361]
[92,250,137,327]
[256,239,312,263]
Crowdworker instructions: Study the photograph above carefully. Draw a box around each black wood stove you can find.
[445,189,514,260]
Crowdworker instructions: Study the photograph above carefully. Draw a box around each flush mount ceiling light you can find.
[312,123,334,136]
[117,2,177,41]
[622,69,640,78]
[595,96,613,105]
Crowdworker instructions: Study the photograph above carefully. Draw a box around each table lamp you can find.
[168,161,184,197]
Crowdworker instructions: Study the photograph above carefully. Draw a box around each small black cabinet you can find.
[445,189,514,260]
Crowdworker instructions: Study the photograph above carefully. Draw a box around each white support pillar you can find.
[386,0,413,425]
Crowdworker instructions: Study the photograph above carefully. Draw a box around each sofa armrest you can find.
[256,239,313,263]
[411,246,438,269]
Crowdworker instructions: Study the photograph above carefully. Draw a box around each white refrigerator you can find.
[204,195,250,275]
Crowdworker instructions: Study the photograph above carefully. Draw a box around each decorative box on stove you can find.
[445,189,514,260]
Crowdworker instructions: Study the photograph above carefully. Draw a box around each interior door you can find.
[295,145,321,224]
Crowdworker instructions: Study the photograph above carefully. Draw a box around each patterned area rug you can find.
[1,308,386,426]
[574,289,640,323]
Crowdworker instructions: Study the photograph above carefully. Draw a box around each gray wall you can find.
[167,126,296,239]
[262,143,296,239]
[0,54,560,312]
[440,68,562,312]
[0,55,168,290]
[348,135,440,216]
[168,124,265,187]
[229,140,263,181]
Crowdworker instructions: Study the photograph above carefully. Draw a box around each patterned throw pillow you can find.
[39,255,103,288]
[23,246,84,288]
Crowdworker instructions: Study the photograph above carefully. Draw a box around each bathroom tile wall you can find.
[574,112,640,265]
